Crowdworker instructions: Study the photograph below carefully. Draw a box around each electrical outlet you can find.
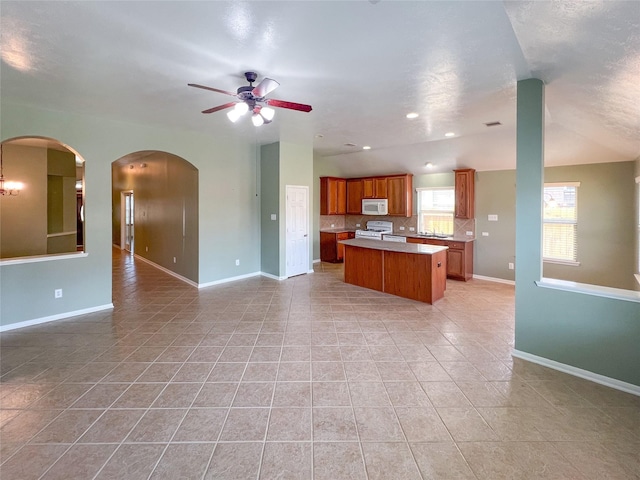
[271,214,277,220]
[508,262,514,270]
[173,257,176,263]
[235,259,240,266]
[331,224,335,228]
[356,223,361,227]
[399,226,405,231]
[488,214,498,221]
[409,227,415,231]
[482,232,489,236]
[466,231,473,236]
[54,289,63,298]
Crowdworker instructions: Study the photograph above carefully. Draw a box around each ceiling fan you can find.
[188,71,312,126]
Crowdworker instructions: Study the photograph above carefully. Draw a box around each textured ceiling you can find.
[1,1,638,176]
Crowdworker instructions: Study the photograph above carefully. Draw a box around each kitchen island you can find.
[339,238,448,304]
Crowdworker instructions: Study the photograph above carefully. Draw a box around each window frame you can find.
[542,181,580,266]
[416,187,455,235]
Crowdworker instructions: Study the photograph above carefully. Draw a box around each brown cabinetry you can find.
[346,179,363,214]
[320,231,355,263]
[387,174,413,217]
[454,169,475,219]
[407,237,473,281]
[320,177,347,215]
[334,174,412,217]
[362,177,388,199]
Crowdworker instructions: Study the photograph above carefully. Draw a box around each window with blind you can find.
[543,182,579,264]
[417,187,455,235]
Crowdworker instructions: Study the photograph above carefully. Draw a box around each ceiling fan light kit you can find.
[189,71,312,127]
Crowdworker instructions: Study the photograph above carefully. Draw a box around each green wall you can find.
[261,143,280,277]
[514,79,640,387]
[260,141,314,277]
[1,102,260,327]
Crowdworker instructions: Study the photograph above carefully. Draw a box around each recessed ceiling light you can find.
[425,162,434,169]
[362,146,371,150]
[406,112,419,119]
[444,132,455,137]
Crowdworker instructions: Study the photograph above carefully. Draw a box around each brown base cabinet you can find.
[320,231,355,263]
[407,238,474,281]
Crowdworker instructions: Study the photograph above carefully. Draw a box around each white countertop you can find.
[339,238,448,255]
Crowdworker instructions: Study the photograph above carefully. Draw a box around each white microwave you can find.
[362,198,388,215]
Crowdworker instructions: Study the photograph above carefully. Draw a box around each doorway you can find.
[121,190,134,253]
[285,185,309,277]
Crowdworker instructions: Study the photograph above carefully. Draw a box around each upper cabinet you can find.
[323,174,412,217]
[320,177,347,215]
[346,179,363,214]
[387,174,413,217]
[362,177,388,199]
[454,168,475,219]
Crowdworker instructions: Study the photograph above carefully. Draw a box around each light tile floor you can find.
[1,248,639,479]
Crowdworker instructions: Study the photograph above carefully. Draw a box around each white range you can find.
[354,220,393,240]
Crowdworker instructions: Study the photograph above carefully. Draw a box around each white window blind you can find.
[417,187,454,235]
[543,183,579,263]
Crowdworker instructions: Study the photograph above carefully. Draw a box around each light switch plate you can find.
[271,214,277,221]
[482,232,489,236]
[488,214,498,221]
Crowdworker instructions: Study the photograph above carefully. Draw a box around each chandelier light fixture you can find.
[0,144,24,197]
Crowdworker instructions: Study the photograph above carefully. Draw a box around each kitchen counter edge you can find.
[339,238,448,255]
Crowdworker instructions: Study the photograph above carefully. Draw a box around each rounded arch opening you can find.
[1,136,86,260]
[111,150,199,284]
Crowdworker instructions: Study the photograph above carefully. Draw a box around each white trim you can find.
[0,252,88,266]
[198,271,262,288]
[46,231,76,238]
[134,254,199,288]
[542,258,581,267]
[307,269,315,274]
[544,181,581,187]
[536,277,640,303]
[313,258,321,264]
[472,274,515,285]
[0,304,114,332]
[260,271,287,281]
[512,349,640,397]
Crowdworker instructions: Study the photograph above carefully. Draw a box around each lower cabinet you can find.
[320,231,355,263]
[407,238,474,281]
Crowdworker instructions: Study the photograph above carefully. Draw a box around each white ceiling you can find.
[1,1,638,176]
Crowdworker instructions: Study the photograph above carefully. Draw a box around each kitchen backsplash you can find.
[319,215,346,230]
[319,215,475,238]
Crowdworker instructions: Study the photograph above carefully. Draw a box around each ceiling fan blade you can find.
[252,78,279,98]
[201,102,236,114]
[266,99,312,112]
[188,83,237,97]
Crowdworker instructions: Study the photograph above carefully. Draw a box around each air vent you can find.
[484,121,502,127]
[344,143,357,147]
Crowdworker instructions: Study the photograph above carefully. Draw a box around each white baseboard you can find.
[0,304,114,333]
[260,272,287,281]
[473,274,515,285]
[198,271,262,288]
[134,254,199,287]
[313,259,321,264]
[512,349,640,396]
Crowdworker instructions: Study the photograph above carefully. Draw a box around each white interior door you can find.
[285,185,309,278]
[121,191,134,253]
